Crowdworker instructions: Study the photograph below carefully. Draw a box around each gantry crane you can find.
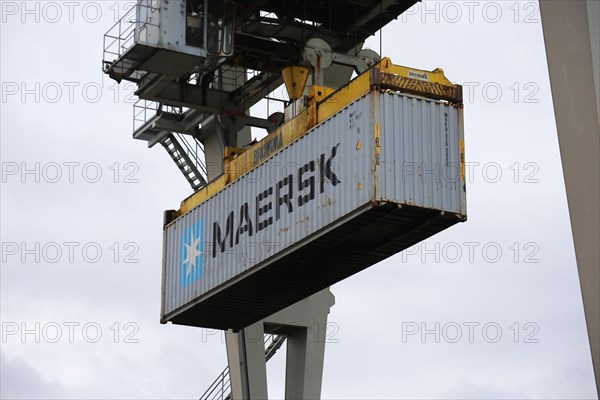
[102,1,469,398]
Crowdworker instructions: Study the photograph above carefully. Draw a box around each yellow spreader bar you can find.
[371,58,463,104]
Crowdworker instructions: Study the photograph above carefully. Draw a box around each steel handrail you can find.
[199,335,286,400]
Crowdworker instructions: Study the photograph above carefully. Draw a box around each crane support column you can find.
[282,305,330,399]
[225,288,335,399]
[225,327,269,399]
[540,0,600,395]
[264,289,335,399]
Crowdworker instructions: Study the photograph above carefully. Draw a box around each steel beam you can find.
[224,289,335,400]
[138,82,229,112]
[540,0,600,395]
[226,327,269,400]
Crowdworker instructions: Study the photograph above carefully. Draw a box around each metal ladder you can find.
[160,133,208,191]
[199,334,286,400]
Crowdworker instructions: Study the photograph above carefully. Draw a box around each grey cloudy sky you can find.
[0,0,598,399]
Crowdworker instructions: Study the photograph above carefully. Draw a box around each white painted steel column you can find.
[220,66,252,147]
[225,327,269,399]
[263,289,335,399]
[225,288,335,399]
[203,66,252,181]
[283,313,329,399]
[540,0,600,394]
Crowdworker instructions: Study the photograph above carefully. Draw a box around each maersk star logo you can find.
[179,219,204,287]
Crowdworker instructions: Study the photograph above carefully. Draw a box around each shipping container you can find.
[161,89,466,330]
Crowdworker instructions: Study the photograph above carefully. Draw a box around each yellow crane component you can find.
[172,57,462,220]
[281,65,311,100]
[373,58,463,104]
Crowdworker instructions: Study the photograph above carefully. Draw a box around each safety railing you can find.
[133,99,189,133]
[175,132,208,183]
[199,334,286,400]
[102,0,160,71]
[200,367,232,400]
[133,99,160,133]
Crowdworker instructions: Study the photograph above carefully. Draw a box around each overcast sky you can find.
[1,0,598,399]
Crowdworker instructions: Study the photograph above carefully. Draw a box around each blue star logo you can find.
[179,219,204,287]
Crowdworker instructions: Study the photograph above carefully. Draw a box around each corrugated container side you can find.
[377,93,465,215]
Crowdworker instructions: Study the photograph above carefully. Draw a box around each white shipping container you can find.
[161,89,466,330]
